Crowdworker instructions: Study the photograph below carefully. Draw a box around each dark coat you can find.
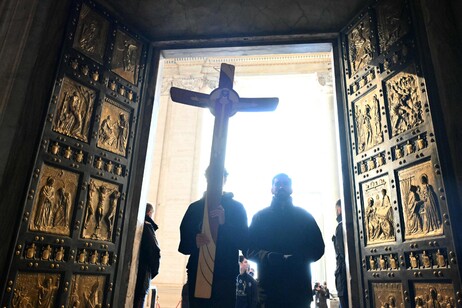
[332,214,347,298]
[235,272,258,308]
[247,198,325,304]
[178,192,248,288]
[134,215,161,305]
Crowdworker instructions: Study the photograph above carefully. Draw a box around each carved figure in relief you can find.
[55,87,93,141]
[79,21,98,53]
[90,250,99,264]
[37,276,58,308]
[12,286,33,308]
[115,113,129,153]
[406,184,423,234]
[102,251,109,266]
[415,296,424,308]
[122,40,138,73]
[369,256,376,270]
[420,174,442,233]
[84,180,97,229]
[34,177,56,230]
[94,185,110,232]
[379,255,386,270]
[99,115,115,146]
[55,246,64,262]
[389,254,397,269]
[41,245,52,261]
[410,252,418,268]
[79,249,88,263]
[387,74,423,136]
[422,251,432,268]
[349,22,373,73]
[84,280,102,308]
[26,243,36,259]
[387,295,397,308]
[355,95,383,153]
[106,190,120,238]
[427,288,441,308]
[366,197,379,239]
[53,187,71,227]
[436,250,446,268]
[372,95,383,142]
[364,104,373,147]
[369,189,394,240]
[70,279,81,308]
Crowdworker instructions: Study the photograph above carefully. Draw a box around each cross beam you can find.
[170,63,278,298]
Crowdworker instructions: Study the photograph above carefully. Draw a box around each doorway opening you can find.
[142,43,344,307]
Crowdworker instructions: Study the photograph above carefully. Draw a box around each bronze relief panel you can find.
[72,3,109,63]
[69,274,106,307]
[384,64,425,137]
[53,77,96,143]
[28,164,80,236]
[11,272,60,308]
[376,0,410,54]
[97,98,131,157]
[82,178,121,241]
[353,90,384,154]
[371,282,404,307]
[398,160,443,240]
[413,282,455,307]
[347,16,374,75]
[361,175,396,245]
[110,30,142,84]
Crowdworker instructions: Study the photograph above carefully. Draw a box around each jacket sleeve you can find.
[178,203,200,255]
[304,213,325,262]
[247,213,275,266]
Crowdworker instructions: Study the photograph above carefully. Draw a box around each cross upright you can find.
[170,63,278,299]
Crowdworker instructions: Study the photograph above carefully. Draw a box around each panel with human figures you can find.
[371,282,404,308]
[97,98,131,157]
[11,272,60,308]
[413,282,455,307]
[353,90,384,154]
[347,16,374,76]
[52,77,96,143]
[110,29,142,84]
[28,164,79,236]
[384,64,425,137]
[398,160,443,240]
[376,0,410,54]
[81,178,121,241]
[72,3,109,63]
[361,175,396,245]
[69,274,106,308]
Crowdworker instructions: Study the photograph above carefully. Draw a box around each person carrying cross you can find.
[179,167,248,308]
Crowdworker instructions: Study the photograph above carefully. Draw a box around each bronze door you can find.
[340,0,461,307]
[1,0,149,306]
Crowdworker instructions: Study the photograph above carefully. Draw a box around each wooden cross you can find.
[170,63,278,298]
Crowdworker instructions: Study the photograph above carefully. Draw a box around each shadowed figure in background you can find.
[247,173,325,308]
[134,203,161,308]
[235,255,258,308]
[332,200,349,308]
